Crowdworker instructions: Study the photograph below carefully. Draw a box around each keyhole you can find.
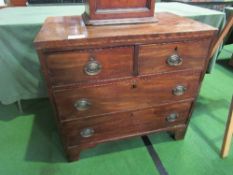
[131,80,137,89]
[132,84,137,89]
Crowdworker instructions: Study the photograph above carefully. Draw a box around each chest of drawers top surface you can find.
[34,12,217,50]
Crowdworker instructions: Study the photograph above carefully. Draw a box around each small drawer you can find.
[53,70,200,121]
[46,47,134,86]
[138,39,211,75]
[61,101,192,147]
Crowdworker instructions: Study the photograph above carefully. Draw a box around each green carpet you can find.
[0,45,232,175]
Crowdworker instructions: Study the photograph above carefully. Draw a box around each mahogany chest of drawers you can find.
[34,13,217,161]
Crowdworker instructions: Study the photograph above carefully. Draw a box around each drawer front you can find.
[62,101,192,147]
[46,47,133,86]
[54,70,200,121]
[138,39,211,75]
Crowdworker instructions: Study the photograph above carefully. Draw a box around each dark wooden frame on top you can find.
[82,0,157,25]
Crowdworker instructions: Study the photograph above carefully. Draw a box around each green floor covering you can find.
[0,45,233,175]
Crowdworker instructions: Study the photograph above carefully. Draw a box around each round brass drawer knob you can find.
[166,113,178,122]
[172,85,187,96]
[84,58,102,76]
[167,54,183,66]
[80,128,94,138]
[74,99,91,111]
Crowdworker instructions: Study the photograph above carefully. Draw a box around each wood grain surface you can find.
[34,12,217,161]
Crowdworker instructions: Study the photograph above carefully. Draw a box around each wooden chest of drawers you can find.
[34,13,217,161]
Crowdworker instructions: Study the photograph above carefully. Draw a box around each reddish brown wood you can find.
[208,15,233,60]
[9,0,27,6]
[34,13,217,161]
[169,128,188,140]
[82,0,156,25]
[62,101,191,147]
[96,0,149,9]
[34,13,217,50]
[139,39,211,75]
[66,147,81,162]
[54,70,200,121]
[46,47,133,86]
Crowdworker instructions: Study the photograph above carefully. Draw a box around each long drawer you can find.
[53,70,201,121]
[138,39,210,75]
[45,46,134,86]
[62,101,192,147]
